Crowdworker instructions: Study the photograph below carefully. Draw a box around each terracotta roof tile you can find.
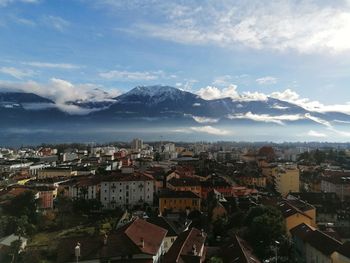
[124,218,168,255]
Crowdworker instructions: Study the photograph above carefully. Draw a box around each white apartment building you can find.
[101,172,155,209]
[62,152,78,162]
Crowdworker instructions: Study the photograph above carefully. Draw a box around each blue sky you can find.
[1,0,350,108]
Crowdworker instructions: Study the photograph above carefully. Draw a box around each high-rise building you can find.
[131,138,143,151]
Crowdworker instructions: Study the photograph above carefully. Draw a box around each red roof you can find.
[124,218,167,255]
[56,218,167,263]
[0,187,32,200]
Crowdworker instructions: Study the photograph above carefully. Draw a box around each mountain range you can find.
[0,85,349,145]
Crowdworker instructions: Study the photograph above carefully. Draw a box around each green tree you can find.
[154,152,161,162]
[244,206,285,259]
[9,239,22,263]
[314,149,326,164]
[3,191,38,224]
[208,257,223,263]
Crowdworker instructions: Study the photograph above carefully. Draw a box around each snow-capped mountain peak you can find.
[123,85,185,98]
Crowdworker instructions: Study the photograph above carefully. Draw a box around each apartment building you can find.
[100,172,155,209]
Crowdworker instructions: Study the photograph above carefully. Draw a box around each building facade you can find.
[100,172,155,209]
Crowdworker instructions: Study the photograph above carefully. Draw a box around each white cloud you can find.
[22,61,81,69]
[197,86,225,100]
[212,74,251,87]
[270,89,302,102]
[271,104,289,110]
[212,75,233,87]
[0,0,39,6]
[270,89,350,116]
[241,91,268,101]
[256,76,277,85]
[307,130,327,138]
[304,113,333,128]
[190,125,229,135]
[12,16,36,26]
[0,67,35,79]
[331,128,350,137]
[227,111,304,125]
[176,79,198,92]
[0,78,121,114]
[196,85,239,100]
[42,15,70,31]
[334,119,350,124]
[125,1,350,54]
[99,70,162,81]
[191,116,219,124]
[196,85,267,101]
[173,128,191,134]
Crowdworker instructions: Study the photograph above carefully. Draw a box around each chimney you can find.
[140,238,144,248]
[103,234,108,245]
[75,242,81,258]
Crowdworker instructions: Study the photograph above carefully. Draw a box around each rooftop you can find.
[278,199,315,219]
[164,228,206,263]
[56,218,167,263]
[220,235,261,263]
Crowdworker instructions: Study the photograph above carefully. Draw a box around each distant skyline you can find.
[1,0,350,112]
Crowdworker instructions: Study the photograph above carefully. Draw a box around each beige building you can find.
[291,223,350,263]
[274,164,300,197]
[37,167,72,179]
[278,199,316,235]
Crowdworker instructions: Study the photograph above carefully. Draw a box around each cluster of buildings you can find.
[1,142,350,262]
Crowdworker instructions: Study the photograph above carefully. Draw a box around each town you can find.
[1,139,350,263]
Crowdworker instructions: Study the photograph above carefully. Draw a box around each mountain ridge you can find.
[0,85,349,126]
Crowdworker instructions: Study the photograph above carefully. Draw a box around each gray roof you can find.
[0,234,27,247]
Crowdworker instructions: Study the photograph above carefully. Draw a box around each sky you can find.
[1,0,350,110]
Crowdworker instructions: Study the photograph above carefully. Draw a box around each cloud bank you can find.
[105,0,350,54]
[190,126,229,135]
[0,78,121,114]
